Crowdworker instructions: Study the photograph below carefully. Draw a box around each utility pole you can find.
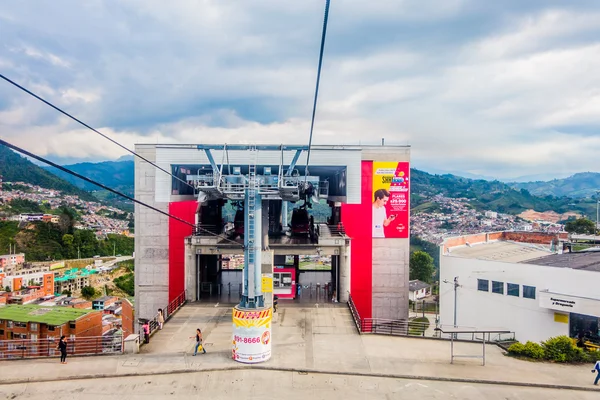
[596,190,599,237]
[443,276,460,328]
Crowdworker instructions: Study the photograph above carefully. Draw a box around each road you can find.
[0,370,596,400]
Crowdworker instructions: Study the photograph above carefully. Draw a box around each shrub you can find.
[507,342,525,356]
[542,336,587,363]
[523,341,545,359]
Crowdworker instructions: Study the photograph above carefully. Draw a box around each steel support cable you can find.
[304,0,331,180]
[0,140,243,247]
[0,73,194,190]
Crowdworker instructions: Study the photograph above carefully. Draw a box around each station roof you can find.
[446,241,553,263]
[525,251,600,273]
[0,304,96,325]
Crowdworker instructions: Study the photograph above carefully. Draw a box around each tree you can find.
[565,218,596,235]
[81,286,97,300]
[61,289,72,297]
[410,251,435,283]
[4,286,11,292]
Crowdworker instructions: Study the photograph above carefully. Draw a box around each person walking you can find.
[57,336,68,364]
[190,328,206,356]
[592,359,600,385]
[157,309,164,330]
[142,321,150,344]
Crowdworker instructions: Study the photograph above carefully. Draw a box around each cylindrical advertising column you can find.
[232,306,272,363]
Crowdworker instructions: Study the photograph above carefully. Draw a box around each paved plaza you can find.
[0,303,598,399]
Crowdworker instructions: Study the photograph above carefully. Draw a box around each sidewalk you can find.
[0,304,597,392]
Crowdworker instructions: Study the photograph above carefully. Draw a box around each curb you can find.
[0,364,597,392]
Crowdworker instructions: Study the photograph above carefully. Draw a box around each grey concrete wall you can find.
[134,145,170,324]
[371,238,410,320]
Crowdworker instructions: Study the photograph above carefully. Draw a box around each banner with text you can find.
[372,162,410,238]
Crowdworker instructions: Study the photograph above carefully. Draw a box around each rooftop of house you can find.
[408,280,431,291]
[446,240,553,263]
[0,304,96,325]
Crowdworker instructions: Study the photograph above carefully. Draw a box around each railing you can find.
[140,291,187,338]
[361,318,430,336]
[347,294,362,333]
[0,335,123,360]
[194,224,221,236]
[347,296,515,342]
[327,223,346,236]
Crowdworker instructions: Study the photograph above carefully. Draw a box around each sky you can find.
[1,0,600,181]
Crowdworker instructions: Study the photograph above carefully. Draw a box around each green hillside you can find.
[410,169,597,217]
[509,172,600,198]
[44,160,134,196]
[0,145,96,202]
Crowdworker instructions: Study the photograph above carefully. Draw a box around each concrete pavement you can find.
[0,303,598,395]
[1,370,598,400]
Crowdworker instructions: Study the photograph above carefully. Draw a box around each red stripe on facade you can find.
[342,160,373,319]
[168,201,197,302]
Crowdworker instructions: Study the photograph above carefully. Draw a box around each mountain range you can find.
[509,172,600,198]
[2,144,599,218]
[0,145,96,202]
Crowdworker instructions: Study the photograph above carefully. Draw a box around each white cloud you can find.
[14,45,71,68]
[1,1,600,180]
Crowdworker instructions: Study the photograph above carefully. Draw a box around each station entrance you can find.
[185,224,349,306]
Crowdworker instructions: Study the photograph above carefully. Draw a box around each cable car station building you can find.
[134,144,411,325]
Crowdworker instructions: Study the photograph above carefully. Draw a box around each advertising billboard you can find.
[232,307,272,363]
[372,162,410,238]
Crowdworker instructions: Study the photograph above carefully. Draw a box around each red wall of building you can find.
[341,161,373,319]
[168,201,197,302]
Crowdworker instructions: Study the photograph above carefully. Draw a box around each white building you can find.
[484,211,498,219]
[440,232,600,344]
[409,280,431,301]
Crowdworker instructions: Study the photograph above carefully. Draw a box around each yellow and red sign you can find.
[232,306,272,363]
[372,162,410,238]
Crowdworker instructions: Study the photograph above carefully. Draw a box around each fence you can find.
[347,294,514,342]
[409,300,439,314]
[140,291,187,338]
[0,334,123,360]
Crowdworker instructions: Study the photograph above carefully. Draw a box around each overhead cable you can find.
[0,140,243,247]
[305,0,331,179]
[0,73,194,190]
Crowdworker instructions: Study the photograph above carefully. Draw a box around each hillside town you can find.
[0,181,132,236]
[411,194,564,244]
[0,252,133,351]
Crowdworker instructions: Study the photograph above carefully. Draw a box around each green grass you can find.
[0,304,96,325]
[408,317,430,336]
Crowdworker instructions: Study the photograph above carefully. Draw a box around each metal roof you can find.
[525,251,600,272]
[447,241,553,263]
[0,304,96,326]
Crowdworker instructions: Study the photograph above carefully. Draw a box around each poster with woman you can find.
[372,162,410,238]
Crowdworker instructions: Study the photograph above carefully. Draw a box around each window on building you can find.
[48,325,55,331]
[492,281,504,294]
[30,323,38,331]
[0,329,4,336]
[7,321,13,328]
[477,279,489,292]
[523,285,536,299]
[14,322,27,328]
[507,283,519,297]
[69,322,76,329]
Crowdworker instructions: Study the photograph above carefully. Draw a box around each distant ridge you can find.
[0,145,96,201]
